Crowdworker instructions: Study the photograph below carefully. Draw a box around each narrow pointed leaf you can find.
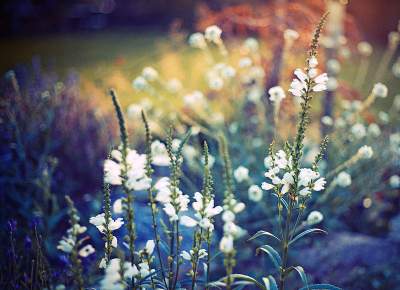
[256,245,282,269]
[299,284,342,290]
[217,274,267,290]
[292,266,308,288]
[289,228,327,245]
[262,275,278,290]
[248,230,281,242]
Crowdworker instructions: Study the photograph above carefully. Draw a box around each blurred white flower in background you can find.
[188,32,207,49]
[307,211,324,225]
[132,76,148,91]
[268,86,286,103]
[335,171,352,188]
[351,123,366,139]
[372,83,388,98]
[357,41,373,57]
[234,166,249,183]
[389,175,400,188]
[321,116,333,126]
[151,140,170,166]
[358,145,374,159]
[142,66,158,81]
[204,25,222,43]
[368,123,381,137]
[248,185,263,202]
[243,37,259,52]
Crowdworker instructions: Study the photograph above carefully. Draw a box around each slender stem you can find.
[205,229,212,290]
[148,190,168,289]
[279,198,294,290]
[173,221,181,289]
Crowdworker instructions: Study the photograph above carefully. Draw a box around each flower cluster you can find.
[180,191,223,231]
[89,213,124,267]
[104,149,151,191]
[262,150,326,197]
[219,198,246,253]
[154,177,190,221]
[289,56,328,97]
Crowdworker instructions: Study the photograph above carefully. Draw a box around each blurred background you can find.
[0,0,399,289]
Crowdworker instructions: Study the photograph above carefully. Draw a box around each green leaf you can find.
[299,284,342,290]
[256,245,282,269]
[292,266,308,288]
[262,275,278,290]
[216,274,267,290]
[248,231,281,242]
[289,228,327,245]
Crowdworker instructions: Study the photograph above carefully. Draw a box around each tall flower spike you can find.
[110,89,136,281]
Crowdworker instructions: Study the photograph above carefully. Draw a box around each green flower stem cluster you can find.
[65,196,85,290]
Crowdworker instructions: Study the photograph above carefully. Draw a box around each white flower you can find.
[189,32,207,49]
[145,240,155,255]
[132,76,148,91]
[264,156,273,168]
[166,78,182,93]
[368,123,381,137]
[289,67,328,97]
[298,168,318,186]
[283,29,299,43]
[244,37,259,52]
[238,57,252,68]
[234,166,249,183]
[327,77,338,91]
[389,175,400,188]
[372,83,388,98]
[268,86,286,103]
[223,222,238,236]
[233,202,245,213]
[308,56,318,68]
[327,59,341,74]
[208,75,224,90]
[261,182,274,191]
[357,145,373,159]
[181,192,222,229]
[104,159,122,185]
[357,41,373,56]
[104,149,151,191]
[299,187,311,196]
[127,104,143,119]
[336,172,352,187]
[392,58,400,78]
[89,213,124,233]
[219,235,234,253]
[351,123,366,139]
[248,185,263,202]
[222,210,235,222]
[378,111,390,124]
[181,249,207,261]
[180,250,192,261]
[321,116,333,126]
[57,238,74,253]
[155,177,172,203]
[78,244,95,257]
[142,67,158,81]
[204,25,222,43]
[307,211,324,225]
[313,178,326,191]
[183,91,205,107]
[113,198,123,214]
[151,140,170,166]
